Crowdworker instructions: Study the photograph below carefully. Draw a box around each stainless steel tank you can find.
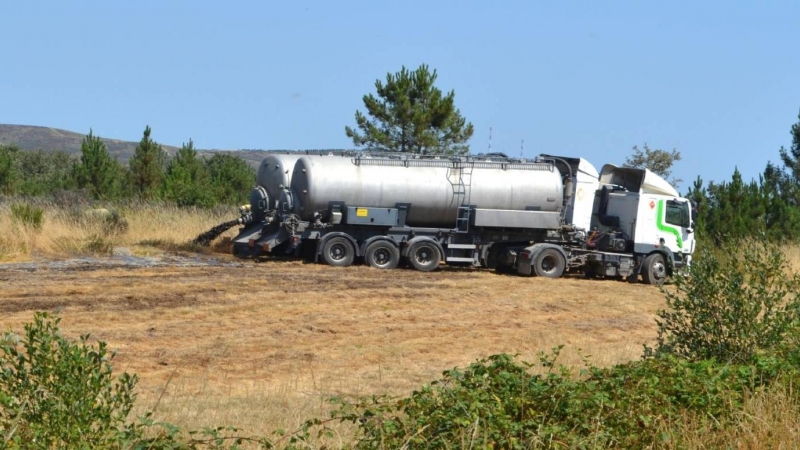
[256,154,307,207]
[257,153,346,209]
[289,156,564,227]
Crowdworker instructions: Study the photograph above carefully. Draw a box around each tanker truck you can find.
[231,153,695,285]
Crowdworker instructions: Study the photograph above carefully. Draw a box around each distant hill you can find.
[0,124,352,168]
[0,124,182,163]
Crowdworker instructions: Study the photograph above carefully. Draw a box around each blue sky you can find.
[2,1,799,190]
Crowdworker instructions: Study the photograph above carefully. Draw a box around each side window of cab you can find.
[665,200,690,228]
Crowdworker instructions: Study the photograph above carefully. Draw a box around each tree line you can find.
[616,112,800,243]
[685,110,800,242]
[0,126,255,207]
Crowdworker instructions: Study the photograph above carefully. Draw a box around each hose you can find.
[192,219,242,246]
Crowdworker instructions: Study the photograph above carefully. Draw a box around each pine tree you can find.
[762,162,800,240]
[74,130,121,199]
[128,126,167,200]
[704,168,766,242]
[778,109,800,181]
[685,176,707,237]
[0,144,19,196]
[204,153,255,205]
[163,139,212,207]
[345,64,474,155]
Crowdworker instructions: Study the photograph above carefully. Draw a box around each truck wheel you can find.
[642,254,667,285]
[322,237,355,267]
[533,248,565,278]
[365,241,400,270]
[407,241,441,272]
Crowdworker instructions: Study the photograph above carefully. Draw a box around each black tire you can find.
[533,248,566,278]
[407,241,441,272]
[322,236,355,267]
[365,240,400,270]
[641,253,667,285]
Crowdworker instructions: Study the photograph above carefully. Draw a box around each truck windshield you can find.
[665,200,691,228]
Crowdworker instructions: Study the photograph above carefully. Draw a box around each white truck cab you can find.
[513,158,695,285]
[590,164,695,282]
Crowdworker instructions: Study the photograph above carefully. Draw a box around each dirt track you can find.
[0,256,666,432]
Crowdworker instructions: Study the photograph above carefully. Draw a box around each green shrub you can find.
[330,351,800,449]
[646,239,800,363]
[0,312,137,448]
[10,203,44,230]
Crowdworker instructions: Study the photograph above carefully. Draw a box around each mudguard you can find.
[517,243,568,276]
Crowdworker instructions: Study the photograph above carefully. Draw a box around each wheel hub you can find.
[653,262,666,279]
[375,249,390,265]
[331,244,346,260]
[541,256,555,272]
[416,249,431,263]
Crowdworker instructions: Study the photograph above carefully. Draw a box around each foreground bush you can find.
[328,351,800,449]
[0,313,137,448]
[648,239,800,363]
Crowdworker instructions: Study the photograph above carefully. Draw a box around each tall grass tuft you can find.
[10,203,44,230]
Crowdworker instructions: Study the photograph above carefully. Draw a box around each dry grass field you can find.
[4,202,799,447]
[0,255,664,440]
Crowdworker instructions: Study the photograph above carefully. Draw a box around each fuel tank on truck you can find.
[288,155,564,228]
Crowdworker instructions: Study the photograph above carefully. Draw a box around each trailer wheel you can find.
[407,241,441,272]
[642,253,667,285]
[322,237,355,267]
[533,248,566,278]
[365,241,400,270]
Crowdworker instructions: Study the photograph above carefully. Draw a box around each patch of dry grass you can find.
[0,200,238,261]
[662,385,800,449]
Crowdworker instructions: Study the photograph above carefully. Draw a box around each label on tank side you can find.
[356,208,369,217]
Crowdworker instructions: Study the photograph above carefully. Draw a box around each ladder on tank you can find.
[446,160,478,264]
[451,161,474,233]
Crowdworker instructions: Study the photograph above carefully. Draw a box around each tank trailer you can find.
[231,153,695,285]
